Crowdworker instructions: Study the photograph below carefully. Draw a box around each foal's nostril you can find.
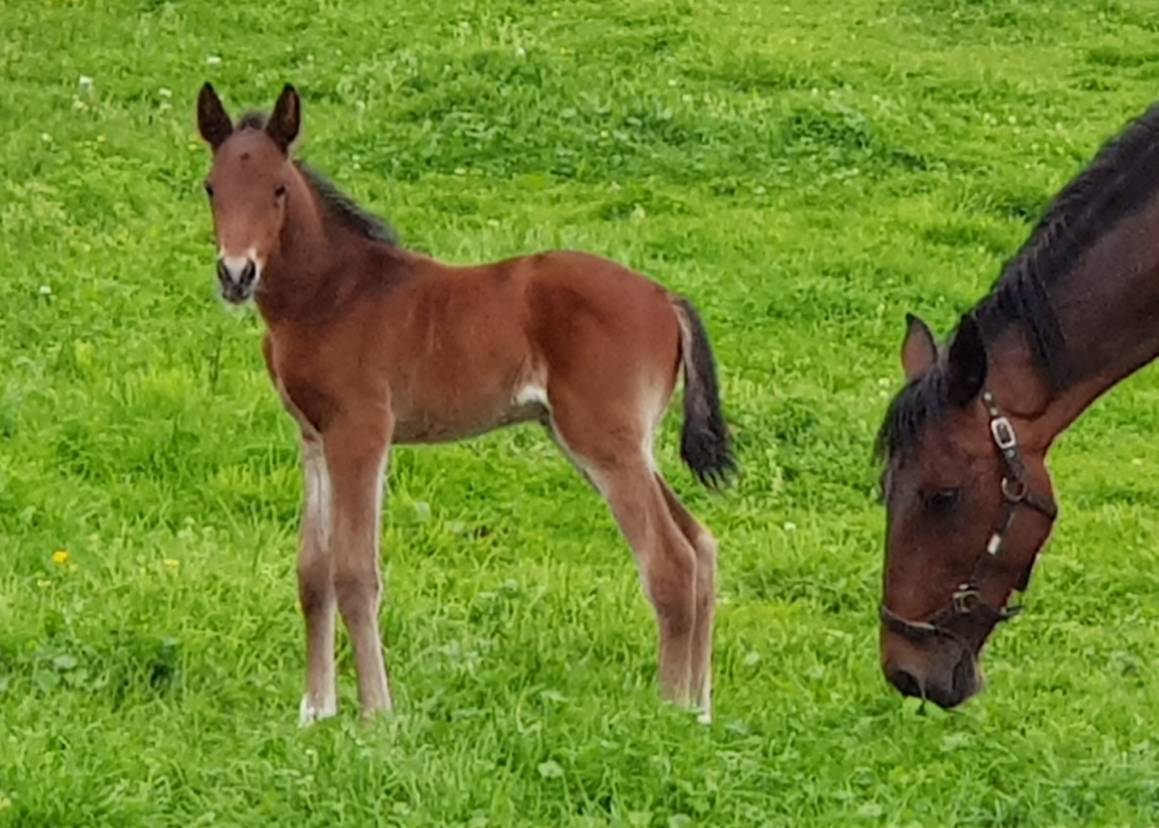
[239,259,256,287]
[216,257,257,293]
[887,667,923,698]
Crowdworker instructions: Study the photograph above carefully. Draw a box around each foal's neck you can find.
[255,165,330,324]
[258,162,407,324]
[982,195,1159,446]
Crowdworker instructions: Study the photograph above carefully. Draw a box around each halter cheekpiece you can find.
[880,390,1058,643]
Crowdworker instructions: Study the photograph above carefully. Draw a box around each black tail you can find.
[674,297,735,489]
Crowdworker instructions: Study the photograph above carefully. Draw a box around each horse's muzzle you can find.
[217,256,258,303]
[884,643,983,709]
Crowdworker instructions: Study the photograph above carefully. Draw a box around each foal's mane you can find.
[297,164,399,246]
[877,100,1159,462]
[235,110,399,246]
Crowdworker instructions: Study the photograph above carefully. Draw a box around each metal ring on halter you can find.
[1000,476,1028,502]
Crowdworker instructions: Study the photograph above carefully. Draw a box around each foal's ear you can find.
[901,312,937,380]
[197,83,233,149]
[267,84,301,153]
[946,313,988,407]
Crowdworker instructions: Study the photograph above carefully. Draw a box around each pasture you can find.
[2,0,1158,824]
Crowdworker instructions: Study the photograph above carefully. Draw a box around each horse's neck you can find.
[257,181,363,325]
[998,197,1159,445]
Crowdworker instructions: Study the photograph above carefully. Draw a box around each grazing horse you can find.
[196,84,734,724]
[877,100,1159,708]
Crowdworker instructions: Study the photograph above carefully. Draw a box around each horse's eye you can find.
[924,487,961,513]
[274,184,287,199]
[203,181,214,198]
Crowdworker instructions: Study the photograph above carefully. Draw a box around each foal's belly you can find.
[390,385,549,445]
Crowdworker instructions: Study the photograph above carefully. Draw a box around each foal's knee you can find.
[297,557,332,616]
[334,568,380,621]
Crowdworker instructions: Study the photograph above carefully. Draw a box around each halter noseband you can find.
[881,390,1058,644]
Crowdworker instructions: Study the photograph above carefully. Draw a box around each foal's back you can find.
[302,247,684,446]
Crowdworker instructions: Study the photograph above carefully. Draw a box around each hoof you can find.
[299,693,338,727]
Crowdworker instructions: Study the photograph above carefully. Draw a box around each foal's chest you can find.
[262,334,332,437]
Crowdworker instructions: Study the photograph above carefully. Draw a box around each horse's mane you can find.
[296,163,399,246]
[878,100,1159,462]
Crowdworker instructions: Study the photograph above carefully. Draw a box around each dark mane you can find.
[231,111,398,246]
[296,163,399,246]
[875,367,950,472]
[878,100,1159,462]
[977,99,1159,386]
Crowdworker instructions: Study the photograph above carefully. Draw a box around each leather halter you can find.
[880,390,1059,644]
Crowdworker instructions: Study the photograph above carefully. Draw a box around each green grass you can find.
[2,0,1158,824]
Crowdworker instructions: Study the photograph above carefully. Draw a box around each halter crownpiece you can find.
[880,388,1058,644]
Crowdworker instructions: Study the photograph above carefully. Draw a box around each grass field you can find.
[3,0,1159,824]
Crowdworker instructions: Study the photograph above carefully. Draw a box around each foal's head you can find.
[876,314,1056,708]
[197,83,301,303]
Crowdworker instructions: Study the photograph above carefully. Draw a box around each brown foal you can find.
[196,84,734,724]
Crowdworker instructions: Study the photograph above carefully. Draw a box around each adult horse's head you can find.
[197,83,301,303]
[876,312,1058,708]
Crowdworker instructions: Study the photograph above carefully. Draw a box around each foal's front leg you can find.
[298,433,338,725]
[325,421,394,717]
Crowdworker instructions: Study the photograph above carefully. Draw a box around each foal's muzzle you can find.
[217,256,259,303]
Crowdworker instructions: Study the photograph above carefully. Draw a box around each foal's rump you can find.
[525,250,683,406]
[523,251,733,485]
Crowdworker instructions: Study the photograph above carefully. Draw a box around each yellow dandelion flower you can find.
[51,550,70,566]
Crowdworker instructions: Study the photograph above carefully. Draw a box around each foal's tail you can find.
[673,297,735,489]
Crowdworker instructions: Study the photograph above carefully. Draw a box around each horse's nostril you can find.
[888,667,923,698]
[240,259,256,286]
[216,258,230,285]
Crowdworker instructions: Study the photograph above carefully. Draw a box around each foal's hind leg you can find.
[550,410,698,706]
[325,423,394,717]
[298,434,338,725]
[657,476,717,723]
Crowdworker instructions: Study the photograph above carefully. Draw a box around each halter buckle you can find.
[990,416,1017,451]
[952,585,980,613]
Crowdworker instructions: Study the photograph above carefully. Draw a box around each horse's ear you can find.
[901,312,937,380]
[197,83,232,149]
[267,84,301,153]
[946,313,988,406]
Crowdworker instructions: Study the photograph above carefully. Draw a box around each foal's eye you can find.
[924,487,961,513]
[274,184,287,199]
